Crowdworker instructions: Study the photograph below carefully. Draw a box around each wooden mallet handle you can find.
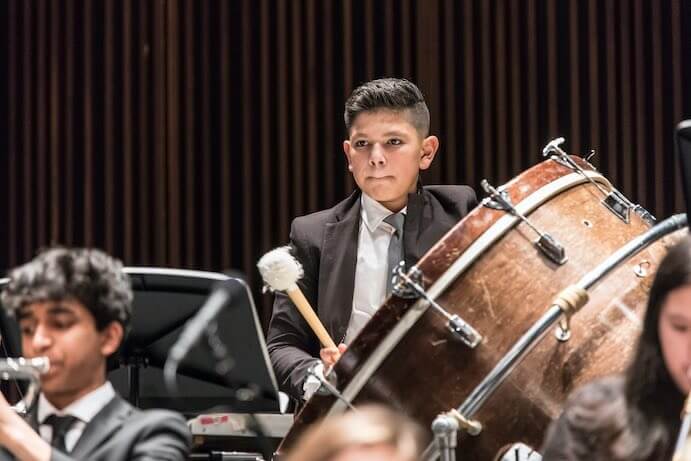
[286,286,337,349]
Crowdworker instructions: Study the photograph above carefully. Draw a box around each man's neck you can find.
[43,379,107,410]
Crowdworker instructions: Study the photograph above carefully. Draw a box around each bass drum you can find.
[279,155,682,460]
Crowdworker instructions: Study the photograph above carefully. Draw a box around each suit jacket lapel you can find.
[70,395,132,458]
[318,192,361,344]
[404,189,448,265]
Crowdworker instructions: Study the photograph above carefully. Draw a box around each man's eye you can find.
[672,323,689,333]
[51,318,74,329]
[354,140,368,148]
[19,324,35,336]
[388,138,402,145]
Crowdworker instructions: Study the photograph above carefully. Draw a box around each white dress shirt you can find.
[344,193,406,344]
[37,381,116,452]
[303,193,407,400]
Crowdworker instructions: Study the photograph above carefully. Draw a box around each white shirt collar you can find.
[360,192,407,233]
[38,381,116,424]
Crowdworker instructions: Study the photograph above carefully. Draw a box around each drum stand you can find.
[432,410,481,461]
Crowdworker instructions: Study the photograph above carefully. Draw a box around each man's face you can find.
[17,299,122,409]
[343,109,439,212]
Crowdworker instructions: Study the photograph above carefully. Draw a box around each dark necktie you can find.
[44,414,79,453]
[384,212,405,295]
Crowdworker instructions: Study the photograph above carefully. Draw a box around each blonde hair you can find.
[284,405,426,461]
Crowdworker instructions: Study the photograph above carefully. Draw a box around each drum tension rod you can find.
[391,264,483,349]
[542,137,656,225]
[481,180,567,265]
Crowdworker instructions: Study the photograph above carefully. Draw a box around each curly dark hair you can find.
[1,247,133,331]
[344,78,430,136]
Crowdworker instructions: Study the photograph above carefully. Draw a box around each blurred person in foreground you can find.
[284,404,425,461]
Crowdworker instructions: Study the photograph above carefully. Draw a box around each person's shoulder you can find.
[421,185,477,216]
[562,375,627,430]
[291,191,360,232]
[423,184,476,202]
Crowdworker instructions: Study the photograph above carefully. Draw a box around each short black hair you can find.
[344,78,430,136]
[1,247,133,331]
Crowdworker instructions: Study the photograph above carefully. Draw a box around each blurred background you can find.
[1,0,690,327]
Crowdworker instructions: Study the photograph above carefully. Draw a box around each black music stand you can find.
[107,267,281,415]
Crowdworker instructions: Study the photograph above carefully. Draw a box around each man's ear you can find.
[419,135,439,170]
[100,321,124,357]
[343,140,354,171]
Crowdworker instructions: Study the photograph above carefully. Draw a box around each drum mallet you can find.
[257,246,337,349]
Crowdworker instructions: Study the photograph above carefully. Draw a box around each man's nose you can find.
[31,325,53,352]
[369,144,387,167]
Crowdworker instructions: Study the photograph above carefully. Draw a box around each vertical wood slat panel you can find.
[50,0,60,244]
[443,0,456,185]
[8,0,17,264]
[166,0,180,267]
[306,0,318,213]
[671,0,684,211]
[36,4,47,246]
[105,0,115,252]
[342,0,354,192]
[546,1,559,137]
[153,0,167,263]
[526,0,538,168]
[605,0,619,186]
[619,2,633,195]
[122,0,134,262]
[495,0,508,182]
[83,0,93,247]
[651,0,664,215]
[184,0,196,267]
[462,0,475,187]
[220,0,232,270]
[480,1,492,182]
[241,0,253,275]
[587,0,601,159]
[322,0,336,208]
[259,0,272,253]
[291,2,304,217]
[277,0,290,241]
[383,0,395,76]
[200,0,212,268]
[64,0,75,246]
[569,0,581,153]
[633,0,647,206]
[364,0,374,80]
[508,0,522,175]
[22,0,32,258]
[137,0,150,263]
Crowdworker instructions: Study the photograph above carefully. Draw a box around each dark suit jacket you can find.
[266,185,477,400]
[0,395,191,461]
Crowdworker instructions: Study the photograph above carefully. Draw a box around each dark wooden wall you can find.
[2,0,690,326]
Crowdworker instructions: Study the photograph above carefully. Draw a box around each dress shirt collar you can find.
[38,380,116,424]
[360,192,407,233]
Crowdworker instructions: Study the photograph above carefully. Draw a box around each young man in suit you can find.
[0,248,191,460]
[266,78,477,401]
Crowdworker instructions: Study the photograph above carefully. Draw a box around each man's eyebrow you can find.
[45,304,77,316]
[382,130,408,137]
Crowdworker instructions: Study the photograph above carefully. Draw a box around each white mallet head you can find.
[257,246,304,292]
